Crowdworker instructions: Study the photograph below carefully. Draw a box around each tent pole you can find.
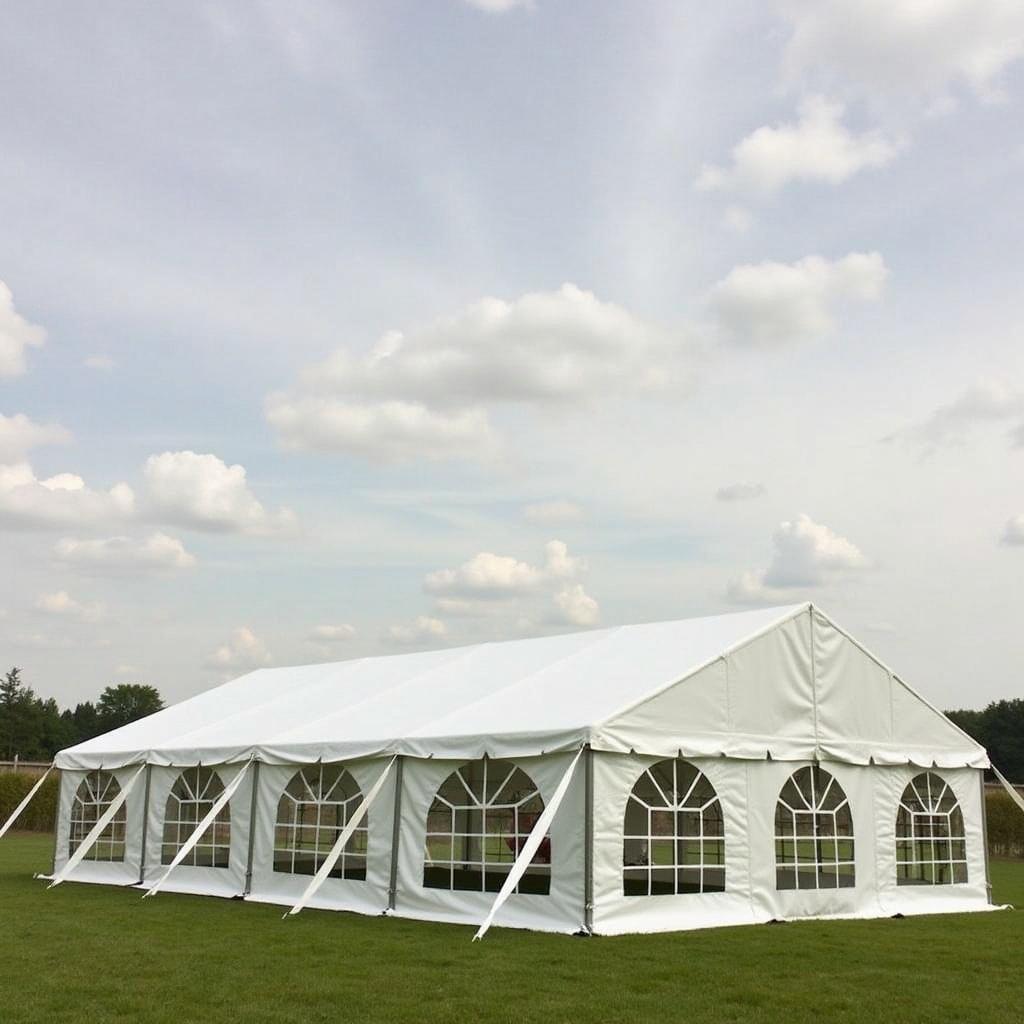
[244,760,261,896]
[979,769,992,904]
[583,743,594,934]
[50,767,62,877]
[137,764,153,885]
[388,755,405,912]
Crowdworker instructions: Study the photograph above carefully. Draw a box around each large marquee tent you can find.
[28,603,1006,935]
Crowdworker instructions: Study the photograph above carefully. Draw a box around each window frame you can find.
[160,766,231,869]
[895,772,968,886]
[774,764,855,891]
[423,757,550,895]
[273,763,368,880]
[69,769,127,862]
[622,757,726,897]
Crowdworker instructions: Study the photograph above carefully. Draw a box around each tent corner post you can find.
[583,743,594,934]
[388,754,405,912]
[50,764,62,878]
[137,764,153,886]
[244,760,261,897]
[979,767,992,905]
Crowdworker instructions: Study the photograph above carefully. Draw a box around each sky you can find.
[1,0,1022,713]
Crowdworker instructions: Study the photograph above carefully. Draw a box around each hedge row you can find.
[0,771,59,832]
[986,788,1024,858]
[1,772,1022,859]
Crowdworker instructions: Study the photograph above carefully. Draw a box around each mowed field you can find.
[2,833,1022,1024]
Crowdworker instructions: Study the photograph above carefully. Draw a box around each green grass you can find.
[2,833,1022,1024]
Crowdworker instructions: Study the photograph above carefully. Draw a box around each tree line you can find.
[945,699,1024,782]
[1,667,164,762]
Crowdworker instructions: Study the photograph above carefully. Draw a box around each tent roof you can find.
[55,603,988,770]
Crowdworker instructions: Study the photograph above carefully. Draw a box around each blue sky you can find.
[1,0,1023,709]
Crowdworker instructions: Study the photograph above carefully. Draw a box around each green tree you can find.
[0,667,39,760]
[96,684,164,732]
[980,699,1024,783]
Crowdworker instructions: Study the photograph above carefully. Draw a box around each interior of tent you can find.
[36,603,1001,936]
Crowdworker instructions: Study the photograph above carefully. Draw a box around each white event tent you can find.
[39,602,999,935]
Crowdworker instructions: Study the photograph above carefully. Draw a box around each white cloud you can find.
[308,623,357,644]
[53,532,197,574]
[205,626,272,671]
[267,396,496,461]
[0,281,46,378]
[1003,515,1024,546]
[891,380,1024,449]
[0,461,134,529]
[115,663,141,676]
[716,482,766,502]
[0,413,72,461]
[779,0,1024,101]
[710,251,887,347]
[696,96,898,196]
[551,583,600,627]
[383,615,447,647]
[425,539,582,600]
[266,284,692,461]
[84,354,116,371]
[723,205,753,233]
[523,499,584,525]
[728,513,868,603]
[34,590,106,623]
[143,450,296,535]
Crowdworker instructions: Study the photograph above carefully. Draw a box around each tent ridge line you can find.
[593,603,811,732]
[810,605,987,757]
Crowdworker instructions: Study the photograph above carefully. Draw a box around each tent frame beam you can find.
[244,760,261,896]
[388,755,404,911]
[583,744,594,933]
[137,764,152,885]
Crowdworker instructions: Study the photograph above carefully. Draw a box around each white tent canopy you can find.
[55,603,986,771]
[41,603,995,936]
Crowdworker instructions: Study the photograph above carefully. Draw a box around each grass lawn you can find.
[2,833,1022,1024]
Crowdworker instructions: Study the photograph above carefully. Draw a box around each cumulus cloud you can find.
[34,590,106,623]
[0,281,46,378]
[710,251,887,347]
[53,532,196,574]
[425,539,583,600]
[266,284,692,461]
[716,482,766,502]
[0,461,134,529]
[523,499,584,525]
[1003,515,1024,546]
[551,583,600,627]
[779,0,1024,101]
[205,626,271,672]
[889,380,1024,449]
[143,450,296,535]
[0,413,72,461]
[383,615,448,647]
[728,513,868,603]
[697,96,898,196]
[308,623,357,645]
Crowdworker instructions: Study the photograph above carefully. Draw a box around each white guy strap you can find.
[284,755,397,918]
[49,764,146,888]
[143,758,253,899]
[993,765,1024,817]
[473,746,584,942]
[0,763,54,841]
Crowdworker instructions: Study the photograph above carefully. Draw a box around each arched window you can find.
[273,764,367,879]
[69,770,126,862]
[896,772,967,885]
[622,759,725,897]
[423,757,550,895]
[775,765,854,890]
[161,767,230,868]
